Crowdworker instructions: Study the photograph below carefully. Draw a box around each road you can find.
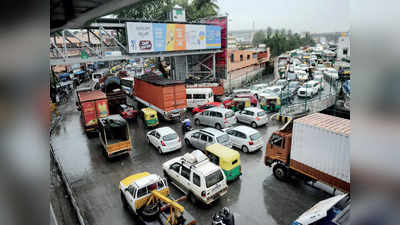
[50,86,332,225]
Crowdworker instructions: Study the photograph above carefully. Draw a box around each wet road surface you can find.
[51,87,332,225]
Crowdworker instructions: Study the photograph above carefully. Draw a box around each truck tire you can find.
[273,164,288,181]
[140,202,160,221]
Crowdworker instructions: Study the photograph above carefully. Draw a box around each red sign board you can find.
[81,101,97,127]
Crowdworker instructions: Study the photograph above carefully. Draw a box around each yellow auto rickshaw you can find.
[231,97,251,112]
[259,94,281,112]
[141,107,159,128]
[204,143,242,182]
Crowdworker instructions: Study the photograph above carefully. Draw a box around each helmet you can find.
[222,207,230,216]
[212,214,223,222]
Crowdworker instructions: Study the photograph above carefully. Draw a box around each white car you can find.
[324,68,339,80]
[296,70,308,82]
[262,86,283,96]
[162,150,228,205]
[297,80,320,97]
[250,83,269,98]
[224,125,263,152]
[235,107,268,128]
[146,127,182,154]
[296,64,309,71]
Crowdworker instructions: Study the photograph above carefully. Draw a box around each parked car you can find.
[224,125,263,152]
[118,104,137,120]
[193,107,236,129]
[192,102,223,115]
[146,127,182,154]
[235,107,268,128]
[297,80,320,97]
[275,79,288,89]
[162,150,228,205]
[184,127,232,150]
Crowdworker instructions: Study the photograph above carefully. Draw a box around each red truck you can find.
[76,89,109,133]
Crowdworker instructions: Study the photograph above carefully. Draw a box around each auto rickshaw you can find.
[230,97,251,112]
[259,94,281,112]
[204,143,242,182]
[140,107,159,127]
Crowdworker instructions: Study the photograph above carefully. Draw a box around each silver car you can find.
[235,107,268,128]
[184,128,232,150]
[193,107,236,129]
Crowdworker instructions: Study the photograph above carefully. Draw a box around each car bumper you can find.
[161,143,182,153]
[256,119,268,126]
[248,143,263,152]
[203,188,228,204]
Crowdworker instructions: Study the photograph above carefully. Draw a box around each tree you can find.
[252,31,266,47]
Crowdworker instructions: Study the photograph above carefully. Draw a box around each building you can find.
[336,33,350,60]
[224,48,270,90]
[227,35,238,49]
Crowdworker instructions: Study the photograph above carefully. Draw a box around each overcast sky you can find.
[217,0,349,33]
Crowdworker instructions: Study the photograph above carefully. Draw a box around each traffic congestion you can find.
[50,40,350,225]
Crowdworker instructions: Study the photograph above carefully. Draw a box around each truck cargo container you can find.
[134,74,186,121]
[76,89,109,133]
[264,113,350,192]
[102,76,127,114]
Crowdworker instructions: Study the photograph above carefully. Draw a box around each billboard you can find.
[126,22,221,53]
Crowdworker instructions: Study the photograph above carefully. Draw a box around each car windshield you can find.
[225,111,234,118]
[206,170,224,188]
[217,134,230,144]
[163,133,178,141]
[257,111,266,117]
[94,74,101,79]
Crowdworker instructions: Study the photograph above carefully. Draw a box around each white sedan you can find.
[146,127,182,154]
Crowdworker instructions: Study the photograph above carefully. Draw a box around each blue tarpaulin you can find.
[74,70,85,75]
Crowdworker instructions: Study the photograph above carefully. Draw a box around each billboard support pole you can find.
[185,56,188,79]
[213,53,216,78]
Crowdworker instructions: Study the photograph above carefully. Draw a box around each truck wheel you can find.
[195,119,200,126]
[140,203,160,221]
[273,164,288,181]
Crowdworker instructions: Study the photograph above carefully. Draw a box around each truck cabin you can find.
[265,130,292,166]
[98,115,129,146]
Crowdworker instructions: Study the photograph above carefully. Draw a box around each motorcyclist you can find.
[182,118,192,134]
[211,213,225,225]
[220,207,235,225]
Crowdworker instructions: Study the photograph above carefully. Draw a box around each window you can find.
[217,134,230,144]
[208,153,219,165]
[170,163,181,173]
[216,112,223,118]
[163,133,178,141]
[343,48,348,55]
[210,111,218,117]
[207,136,213,143]
[236,131,246,139]
[201,111,210,116]
[155,132,161,139]
[230,54,234,62]
[270,135,283,147]
[127,186,136,196]
[247,111,255,116]
[180,166,191,180]
[257,111,266,117]
[250,132,261,141]
[192,173,201,187]
[157,180,165,189]
[200,134,208,142]
[192,132,200,139]
[226,129,236,135]
[253,53,257,59]
[206,170,224,188]
[247,55,250,60]
[193,94,206,99]
[187,94,192,99]
[240,54,243,61]
[137,187,147,198]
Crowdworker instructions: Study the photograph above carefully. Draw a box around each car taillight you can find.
[201,191,206,197]
[161,141,166,146]
[256,117,260,121]
[249,141,253,145]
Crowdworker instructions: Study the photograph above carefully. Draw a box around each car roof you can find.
[230,125,259,135]
[156,127,176,135]
[200,127,225,136]
[120,172,151,187]
[206,107,232,113]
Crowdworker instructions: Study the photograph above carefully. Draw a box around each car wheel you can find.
[242,145,249,153]
[215,123,222,130]
[158,147,163,154]
[251,122,257,128]
[188,192,197,205]
[185,138,191,146]
[195,119,200,126]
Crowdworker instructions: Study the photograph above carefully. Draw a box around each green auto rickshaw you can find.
[141,107,159,128]
[259,93,281,112]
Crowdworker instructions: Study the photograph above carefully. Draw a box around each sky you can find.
[217,0,350,33]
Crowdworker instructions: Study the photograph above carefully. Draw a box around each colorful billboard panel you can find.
[126,22,221,53]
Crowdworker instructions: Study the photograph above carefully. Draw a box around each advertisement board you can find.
[126,22,221,53]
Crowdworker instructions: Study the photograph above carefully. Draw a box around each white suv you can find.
[193,107,236,129]
[297,80,320,97]
[224,125,263,152]
[162,150,228,205]
[184,128,232,150]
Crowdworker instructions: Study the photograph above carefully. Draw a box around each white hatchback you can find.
[235,107,268,128]
[224,125,263,152]
[146,127,182,154]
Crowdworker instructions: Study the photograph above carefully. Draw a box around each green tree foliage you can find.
[260,27,316,56]
[252,30,266,47]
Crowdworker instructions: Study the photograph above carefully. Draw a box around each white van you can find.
[186,88,214,109]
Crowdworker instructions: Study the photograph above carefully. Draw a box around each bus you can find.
[186,88,214,109]
[120,77,134,96]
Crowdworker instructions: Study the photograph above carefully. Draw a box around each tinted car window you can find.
[192,132,200,139]
[137,187,147,198]
[226,130,235,135]
[200,134,208,142]
[206,170,224,188]
[163,133,178,141]
[181,166,191,180]
[170,163,181,173]
[250,132,261,141]
[192,173,201,187]
[236,131,246,139]
[257,111,266,117]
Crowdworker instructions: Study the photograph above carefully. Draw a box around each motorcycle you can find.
[181,121,193,134]
[211,207,235,225]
